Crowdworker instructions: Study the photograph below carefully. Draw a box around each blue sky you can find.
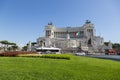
[0,0,120,46]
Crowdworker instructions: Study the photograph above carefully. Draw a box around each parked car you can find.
[86,52,95,55]
[75,52,86,56]
[117,52,120,55]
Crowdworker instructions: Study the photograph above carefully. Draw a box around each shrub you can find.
[41,54,72,60]
[0,51,36,57]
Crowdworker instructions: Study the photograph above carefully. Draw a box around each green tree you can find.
[11,45,18,51]
[0,40,18,51]
[8,42,17,51]
[0,40,9,51]
[104,42,109,46]
[112,43,120,51]
[22,46,28,51]
[31,42,37,46]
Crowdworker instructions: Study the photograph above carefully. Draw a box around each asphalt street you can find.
[86,55,120,61]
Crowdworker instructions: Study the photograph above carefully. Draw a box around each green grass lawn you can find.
[0,55,120,80]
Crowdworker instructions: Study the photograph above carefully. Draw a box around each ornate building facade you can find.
[35,20,105,53]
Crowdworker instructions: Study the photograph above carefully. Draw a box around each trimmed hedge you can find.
[18,54,73,60]
[41,54,72,60]
[17,54,42,57]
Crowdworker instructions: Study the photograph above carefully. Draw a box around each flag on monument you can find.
[75,32,80,36]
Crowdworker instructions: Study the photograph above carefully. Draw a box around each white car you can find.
[75,52,86,56]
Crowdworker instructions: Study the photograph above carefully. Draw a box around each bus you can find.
[36,47,61,54]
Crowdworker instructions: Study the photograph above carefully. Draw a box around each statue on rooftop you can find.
[48,22,53,25]
[85,20,91,24]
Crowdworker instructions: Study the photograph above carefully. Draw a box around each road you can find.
[86,54,120,61]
